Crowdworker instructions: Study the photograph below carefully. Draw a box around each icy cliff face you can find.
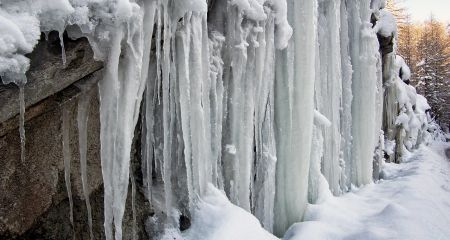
[0,0,436,239]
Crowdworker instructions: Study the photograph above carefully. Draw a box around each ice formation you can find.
[62,105,74,232]
[78,89,94,240]
[0,0,438,239]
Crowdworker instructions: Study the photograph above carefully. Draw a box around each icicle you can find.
[316,0,343,195]
[141,0,157,205]
[176,11,212,209]
[19,85,26,163]
[160,2,174,223]
[208,31,225,190]
[221,3,255,212]
[155,4,162,106]
[59,31,67,67]
[98,2,147,239]
[130,171,137,240]
[176,14,195,207]
[252,10,277,232]
[77,90,94,240]
[274,0,318,236]
[339,0,353,191]
[308,125,324,204]
[61,105,74,234]
[348,0,380,186]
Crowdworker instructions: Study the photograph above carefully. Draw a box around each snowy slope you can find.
[285,142,450,240]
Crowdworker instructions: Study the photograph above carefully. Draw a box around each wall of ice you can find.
[0,0,437,239]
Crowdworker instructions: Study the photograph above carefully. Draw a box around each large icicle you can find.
[339,0,354,190]
[316,0,343,195]
[98,2,147,239]
[61,104,74,233]
[252,9,277,232]
[77,90,94,240]
[221,4,256,211]
[274,0,318,235]
[141,0,157,207]
[347,0,381,186]
[208,31,225,190]
[19,86,26,163]
[176,11,212,206]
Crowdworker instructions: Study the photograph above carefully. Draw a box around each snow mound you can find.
[162,184,278,240]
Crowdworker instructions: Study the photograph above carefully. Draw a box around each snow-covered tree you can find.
[415,17,450,128]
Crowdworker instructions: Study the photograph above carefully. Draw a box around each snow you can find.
[285,143,450,240]
[313,110,331,127]
[396,55,411,81]
[416,94,431,113]
[159,143,450,240]
[371,0,386,10]
[179,185,277,240]
[0,0,75,84]
[374,9,397,37]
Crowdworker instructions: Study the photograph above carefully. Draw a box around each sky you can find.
[402,0,450,23]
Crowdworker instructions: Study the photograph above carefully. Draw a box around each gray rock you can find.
[0,33,152,239]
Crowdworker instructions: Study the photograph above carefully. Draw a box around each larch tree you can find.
[415,17,450,127]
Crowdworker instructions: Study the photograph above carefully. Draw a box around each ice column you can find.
[19,86,26,163]
[221,4,257,211]
[61,105,74,232]
[339,0,354,190]
[252,10,277,232]
[176,11,212,206]
[77,90,94,240]
[274,0,318,235]
[347,0,380,186]
[316,0,343,195]
[98,2,147,239]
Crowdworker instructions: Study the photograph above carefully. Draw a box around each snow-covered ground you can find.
[172,142,450,240]
[286,142,450,240]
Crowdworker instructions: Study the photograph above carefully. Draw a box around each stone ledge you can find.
[0,32,103,124]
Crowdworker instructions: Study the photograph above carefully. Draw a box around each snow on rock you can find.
[0,7,39,84]
[371,0,386,10]
[396,55,411,81]
[374,9,397,37]
[416,94,431,113]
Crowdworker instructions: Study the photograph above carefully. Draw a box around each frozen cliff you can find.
[0,0,439,239]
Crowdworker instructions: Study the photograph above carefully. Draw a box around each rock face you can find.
[0,33,152,239]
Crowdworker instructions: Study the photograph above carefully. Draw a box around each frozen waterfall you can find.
[0,0,436,239]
